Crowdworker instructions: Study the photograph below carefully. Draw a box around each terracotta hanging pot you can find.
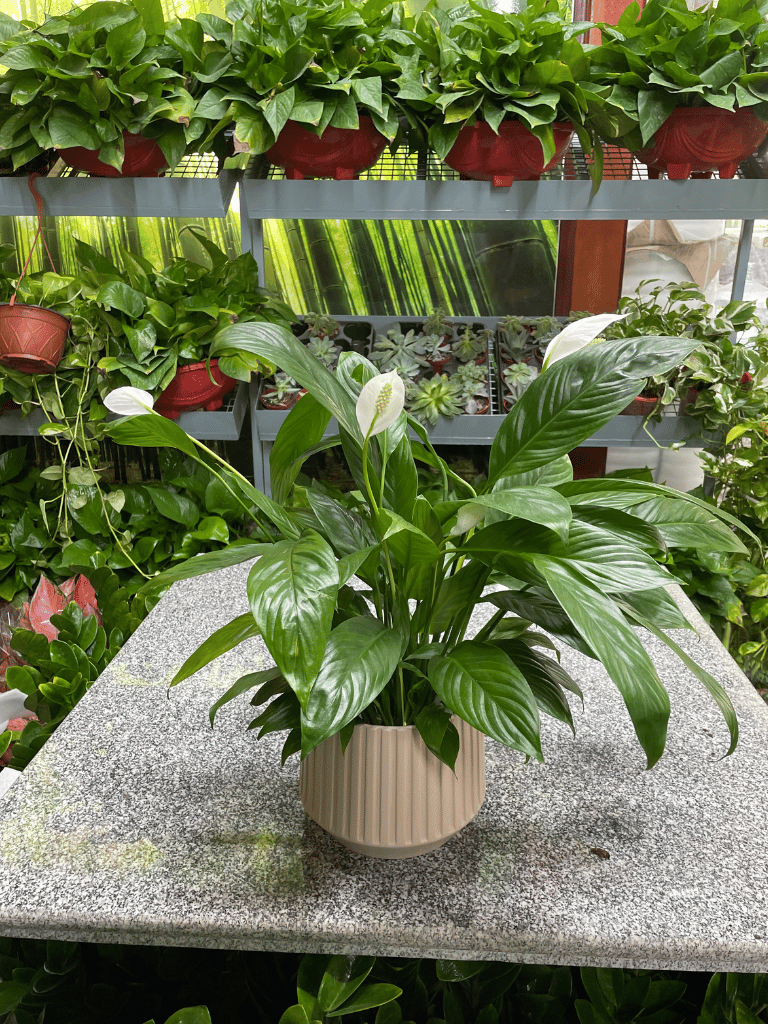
[621,394,661,416]
[155,360,237,420]
[444,120,574,187]
[0,304,70,374]
[300,717,485,859]
[0,174,69,374]
[265,115,387,180]
[58,131,168,178]
[635,107,768,180]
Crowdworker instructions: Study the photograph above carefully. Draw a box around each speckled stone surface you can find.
[0,561,767,971]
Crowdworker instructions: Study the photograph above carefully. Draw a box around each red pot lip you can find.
[662,106,767,122]
[0,303,70,326]
[173,359,224,375]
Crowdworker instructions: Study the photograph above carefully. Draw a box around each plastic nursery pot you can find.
[427,355,452,373]
[154,360,237,420]
[0,303,69,373]
[621,394,661,416]
[445,120,574,187]
[299,718,485,859]
[58,131,168,178]
[635,107,768,180]
[265,115,387,180]
[467,395,490,415]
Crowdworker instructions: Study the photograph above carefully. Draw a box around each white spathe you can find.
[103,387,155,417]
[452,502,487,536]
[542,313,628,370]
[356,371,405,437]
[0,689,30,733]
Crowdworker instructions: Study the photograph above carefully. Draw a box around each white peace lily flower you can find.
[356,370,405,437]
[103,387,155,417]
[542,313,628,370]
[451,502,486,536]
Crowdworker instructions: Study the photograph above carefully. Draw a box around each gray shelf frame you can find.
[0,382,247,442]
[0,161,243,219]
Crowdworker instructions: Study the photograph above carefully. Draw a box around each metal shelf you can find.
[0,381,247,442]
[241,143,766,222]
[0,153,244,219]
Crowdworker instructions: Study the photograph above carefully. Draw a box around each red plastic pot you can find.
[58,131,168,178]
[0,303,69,373]
[445,120,574,186]
[621,394,661,417]
[468,395,490,415]
[265,116,387,180]
[155,360,237,420]
[635,107,768,180]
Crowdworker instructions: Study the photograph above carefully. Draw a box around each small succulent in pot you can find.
[454,361,490,413]
[307,335,340,369]
[421,332,453,371]
[407,372,464,425]
[422,307,454,340]
[304,313,340,340]
[502,362,538,407]
[261,371,301,410]
[453,326,492,364]
[498,315,535,363]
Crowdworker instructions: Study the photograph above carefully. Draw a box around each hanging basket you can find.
[264,115,388,180]
[0,304,70,374]
[0,174,69,374]
[155,360,238,420]
[635,107,768,180]
[58,131,168,178]
[444,120,574,186]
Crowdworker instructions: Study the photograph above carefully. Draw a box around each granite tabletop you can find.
[0,561,767,972]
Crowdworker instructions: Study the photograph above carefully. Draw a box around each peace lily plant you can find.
[103,314,746,773]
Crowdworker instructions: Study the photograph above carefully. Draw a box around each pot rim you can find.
[0,302,71,325]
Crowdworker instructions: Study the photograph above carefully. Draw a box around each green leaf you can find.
[106,14,146,66]
[247,531,339,706]
[326,985,403,1017]
[171,612,260,686]
[146,487,198,528]
[414,703,460,769]
[138,542,271,598]
[623,606,738,757]
[436,960,486,982]
[446,486,573,541]
[490,638,579,733]
[487,335,700,484]
[96,281,146,318]
[301,616,403,756]
[105,413,300,539]
[278,1006,312,1024]
[48,107,101,150]
[539,561,670,768]
[318,956,376,1013]
[429,641,542,759]
[0,446,25,485]
[211,323,361,440]
[209,667,281,726]
[162,1009,213,1024]
[271,392,332,505]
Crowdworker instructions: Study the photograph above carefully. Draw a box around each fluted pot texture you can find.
[299,717,485,858]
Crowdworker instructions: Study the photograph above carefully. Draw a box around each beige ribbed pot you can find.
[299,717,485,859]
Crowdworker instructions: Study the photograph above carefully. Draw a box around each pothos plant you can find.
[0,0,222,173]
[589,0,768,152]
[103,312,745,773]
[192,0,412,156]
[405,0,606,186]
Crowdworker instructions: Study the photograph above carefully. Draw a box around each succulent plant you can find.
[304,312,340,339]
[421,332,453,364]
[498,315,534,362]
[422,307,454,338]
[453,326,491,364]
[370,328,427,376]
[406,373,464,426]
[454,361,489,402]
[307,335,340,368]
[503,362,538,402]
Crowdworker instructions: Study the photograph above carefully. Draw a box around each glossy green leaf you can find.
[96,281,146,318]
[271,391,333,504]
[162,1008,213,1024]
[538,560,670,767]
[443,486,572,541]
[490,638,579,732]
[171,612,260,686]
[146,487,198,528]
[318,956,376,1013]
[211,322,361,440]
[247,530,339,706]
[624,606,738,757]
[326,984,403,1017]
[209,667,281,726]
[301,616,403,756]
[278,1006,312,1024]
[0,447,25,485]
[429,641,542,759]
[488,335,700,484]
[436,960,486,982]
[414,703,460,770]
